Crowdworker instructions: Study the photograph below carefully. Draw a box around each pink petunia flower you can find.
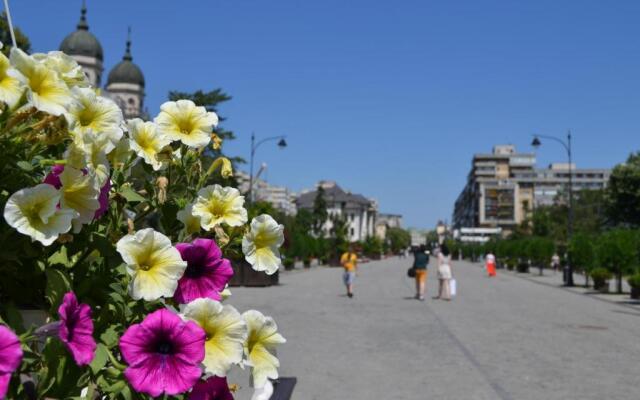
[189,376,234,400]
[58,292,97,366]
[174,238,233,304]
[0,325,23,400]
[119,308,206,397]
[43,164,111,219]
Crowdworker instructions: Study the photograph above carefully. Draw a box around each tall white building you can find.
[296,181,377,242]
[59,3,145,119]
[236,172,297,216]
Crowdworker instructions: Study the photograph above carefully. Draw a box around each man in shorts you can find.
[340,245,358,298]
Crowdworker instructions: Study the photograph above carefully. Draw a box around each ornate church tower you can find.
[59,1,104,87]
[105,29,145,119]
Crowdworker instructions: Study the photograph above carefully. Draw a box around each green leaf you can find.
[89,343,109,374]
[119,186,146,203]
[17,160,34,171]
[100,325,119,349]
[47,246,70,267]
[45,269,72,313]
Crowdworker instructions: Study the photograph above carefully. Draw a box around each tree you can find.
[0,12,31,57]
[386,227,411,254]
[311,186,328,236]
[606,152,640,227]
[569,233,595,287]
[597,229,638,293]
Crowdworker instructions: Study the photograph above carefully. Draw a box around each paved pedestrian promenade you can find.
[227,258,640,400]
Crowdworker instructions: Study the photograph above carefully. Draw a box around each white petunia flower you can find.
[181,298,247,377]
[33,51,89,88]
[243,310,286,388]
[176,203,201,235]
[66,87,124,151]
[154,99,218,148]
[9,48,72,116]
[0,52,24,107]
[192,185,247,230]
[127,118,172,171]
[3,184,77,246]
[242,215,284,275]
[58,166,101,232]
[116,228,187,301]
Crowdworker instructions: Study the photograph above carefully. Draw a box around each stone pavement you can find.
[226,258,640,400]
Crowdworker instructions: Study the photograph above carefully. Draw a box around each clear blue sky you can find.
[10,0,640,229]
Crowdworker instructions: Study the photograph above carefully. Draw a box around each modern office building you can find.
[453,145,610,235]
[296,181,377,242]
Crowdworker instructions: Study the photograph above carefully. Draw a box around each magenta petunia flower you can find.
[43,165,111,219]
[58,292,96,366]
[174,238,233,304]
[189,376,234,400]
[120,308,206,397]
[0,325,23,399]
[94,178,111,219]
[43,164,66,189]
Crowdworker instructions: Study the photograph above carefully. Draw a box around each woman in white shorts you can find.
[435,243,453,300]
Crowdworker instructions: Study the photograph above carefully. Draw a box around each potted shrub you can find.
[303,257,312,268]
[283,257,295,271]
[590,268,612,293]
[627,274,640,299]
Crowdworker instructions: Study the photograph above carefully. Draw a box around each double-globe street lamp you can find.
[248,133,287,205]
[531,131,574,286]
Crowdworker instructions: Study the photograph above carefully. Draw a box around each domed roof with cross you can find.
[59,2,103,61]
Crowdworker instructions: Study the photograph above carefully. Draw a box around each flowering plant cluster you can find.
[0,47,285,399]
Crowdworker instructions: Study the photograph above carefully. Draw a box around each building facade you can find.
[60,4,145,119]
[235,171,297,216]
[375,213,403,239]
[453,145,610,235]
[296,181,377,242]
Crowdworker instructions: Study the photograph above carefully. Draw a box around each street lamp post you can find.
[531,131,574,286]
[248,132,287,205]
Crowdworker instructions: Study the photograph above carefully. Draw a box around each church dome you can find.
[59,3,103,61]
[107,34,145,87]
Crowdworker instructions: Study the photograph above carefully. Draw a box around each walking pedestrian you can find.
[486,252,496,277]
[412,245,429,300]
[434,243,453,301]
[551,253,560,273]
[340,244,358,298]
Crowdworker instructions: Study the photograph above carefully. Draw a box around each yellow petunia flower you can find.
[176,203,201,235]
[192,185,247,230]
[154,99,218,148]
[9,48,72,116]
[243,310,286,388]
[127,118,172,171]
[3,184,77,246]
[116,228,187,301]
[33,51,89,89]
[58,166,101,232]
[66,87,124,151]
[181,298,247,377]
[242,215,284,275]
[0,52,24,107]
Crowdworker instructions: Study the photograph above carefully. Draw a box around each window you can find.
[350,228,354,236]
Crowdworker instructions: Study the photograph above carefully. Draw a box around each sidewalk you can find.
[491,263,640,311]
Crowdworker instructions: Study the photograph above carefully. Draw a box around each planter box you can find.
[593,280,609,293]
[230,261,278,287]
[630,287,640,300]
